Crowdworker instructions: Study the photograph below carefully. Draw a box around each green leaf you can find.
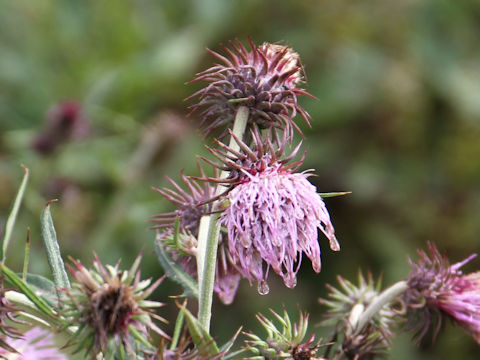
[223,349,248,360]
[170,300,186,350]
[40,200,71,290]
[24,273,57,305]
[219,327,242,354]
[319,191,351,198]
[0,263,54,317]
[1,165,29,262]
[154,231,198,299]
[180,304,219,355]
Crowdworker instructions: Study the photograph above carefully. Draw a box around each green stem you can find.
[197,106,249,332]
[353,280,408,334]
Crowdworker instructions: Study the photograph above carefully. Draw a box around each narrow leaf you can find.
[0,263,54,316]
[24,273,57,305]
[319,191,351,198]
[154,232,198,299]
[170,300,186,350]
[180,304,219,355]
[1,165,29,262]
[41,200,70,290]
[219,327,242,353]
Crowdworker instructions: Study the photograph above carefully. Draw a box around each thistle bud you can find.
[60,253,168,357]
[244,308,324,360]
[319,273,399,359]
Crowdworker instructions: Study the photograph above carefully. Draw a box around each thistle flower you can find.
[200,128,339,291]
[244,308,324,359]
[0,327,66,360]
[150,164,215,237]
[405,243,480,343]
[60,253,168,357]
[340,324,390,360]
[152,171,242,304]
[187,39,314,139]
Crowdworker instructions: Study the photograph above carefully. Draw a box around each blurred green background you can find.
[1,0,480,358]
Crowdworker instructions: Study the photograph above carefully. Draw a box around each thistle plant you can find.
[1,38,479,360]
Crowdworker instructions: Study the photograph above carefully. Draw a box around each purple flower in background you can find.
[0,327,66,360]
[405,243,480,343]
[32,100,89,155]
[187,39,314,139]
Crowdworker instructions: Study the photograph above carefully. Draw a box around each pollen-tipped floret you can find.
[187,39,314,139]
[405,243,480,343]
[201,129,339,290]
[60,253,168,357]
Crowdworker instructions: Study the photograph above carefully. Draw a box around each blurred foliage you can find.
[1,0,480,358]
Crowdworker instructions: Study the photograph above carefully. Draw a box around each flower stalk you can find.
[197,106,249,332]
[353,280,408,334]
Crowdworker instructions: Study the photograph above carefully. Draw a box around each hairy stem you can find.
[197,106,249,332]
[353,280,408,334]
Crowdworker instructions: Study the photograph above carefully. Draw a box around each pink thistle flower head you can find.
[405,242,480,343]
[203,129,339,291]
[187,39,314,139]
[0,327,67,360]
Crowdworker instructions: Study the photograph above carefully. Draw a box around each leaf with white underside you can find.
[41,200,71,290]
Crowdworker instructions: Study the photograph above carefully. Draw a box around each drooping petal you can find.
[219,166,339,289]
